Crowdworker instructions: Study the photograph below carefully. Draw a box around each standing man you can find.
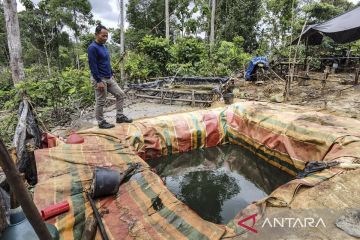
[88,25,132,129]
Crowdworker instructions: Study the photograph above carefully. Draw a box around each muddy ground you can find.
[233,71,360,119]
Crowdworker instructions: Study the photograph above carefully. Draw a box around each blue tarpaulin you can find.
[245,57,269,81]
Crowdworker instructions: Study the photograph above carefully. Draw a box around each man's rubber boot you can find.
[98,121,115,129]
[116,114,133,123]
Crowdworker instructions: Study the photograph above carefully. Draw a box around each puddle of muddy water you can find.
[147,144,293,224]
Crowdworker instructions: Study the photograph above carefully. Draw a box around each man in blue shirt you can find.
[88,25,132,129]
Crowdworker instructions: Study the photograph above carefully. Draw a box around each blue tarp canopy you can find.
[245,57,269,81]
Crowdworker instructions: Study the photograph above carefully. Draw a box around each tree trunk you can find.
[73,10,80,70]
[39,18,52,76]
[44,47,52,76]
[120,0,125,82]
[210,0,216,52]
[75,37,80,70]
[165,0,169,39]
[3,0,25,84]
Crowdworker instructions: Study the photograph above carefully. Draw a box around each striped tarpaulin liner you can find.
[33,102,360,239]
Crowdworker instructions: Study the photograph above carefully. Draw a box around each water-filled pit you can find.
[148,144,293,224]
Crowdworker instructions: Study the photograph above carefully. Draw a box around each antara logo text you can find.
[261,217,326,228]
[237,214,327,234]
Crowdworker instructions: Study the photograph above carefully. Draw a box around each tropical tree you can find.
[216,0,262,52]
[0,4,9,66]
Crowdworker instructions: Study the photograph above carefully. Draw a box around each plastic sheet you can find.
[33,102,360,239]
[13,100,42,185]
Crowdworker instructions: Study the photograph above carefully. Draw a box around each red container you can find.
[41,200,70,220]
[66,131,84,144]
[41,133,57,148]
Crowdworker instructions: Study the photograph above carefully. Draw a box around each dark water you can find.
[147,144,293,224]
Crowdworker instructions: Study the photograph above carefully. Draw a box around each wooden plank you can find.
[135,88,214,95]
[135,94,212,103]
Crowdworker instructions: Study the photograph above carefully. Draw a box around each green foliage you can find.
[305,0,354,23]
[124,51,161,81]
[140,35,170,74]
[122,35,251,80]
[173,0,202,37]
[80,33,94,53]
[0,66,94,144]
[215,41,247,68]
[216,0,262,52]
[0,68,16,109]
[262,0,299,54]
[46,0,93,37]
[170,37,206,65]
[0,112,18,147]
[17,0,93,70]
[124,28,149,50]
[16,66,93,108]
[166,37,250,77]
[0,65,93,120]
[127,0,167,39]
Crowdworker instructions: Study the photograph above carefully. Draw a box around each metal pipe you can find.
[0,139,52,240]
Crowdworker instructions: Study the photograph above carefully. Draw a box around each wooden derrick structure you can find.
[127,77,232,107]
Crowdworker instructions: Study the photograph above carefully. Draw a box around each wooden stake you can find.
[170,91,174,105]
[322,66,330,108]
[191,90,195,107]
[160,89,164,104]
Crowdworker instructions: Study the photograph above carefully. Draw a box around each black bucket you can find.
[223,93,234,104]
[91,167,121,199]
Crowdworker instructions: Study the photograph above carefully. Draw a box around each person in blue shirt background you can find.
[88,25,132,129]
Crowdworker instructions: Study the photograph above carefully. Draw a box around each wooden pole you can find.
[304,38,309,71]
[119,0,125,82]
[322,66,330,108]
[210,0,216,52]
[165,0,170,39]
[0,139,52,240]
